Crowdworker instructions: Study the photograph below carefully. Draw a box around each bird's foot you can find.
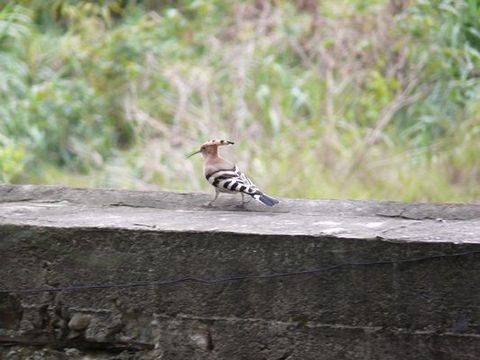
[237,201,251,210]
[204,202,215,208]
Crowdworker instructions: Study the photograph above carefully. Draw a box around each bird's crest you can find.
[202,139,234,147]
[186,139,234,158]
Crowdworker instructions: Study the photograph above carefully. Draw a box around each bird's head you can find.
[186,139,234,158]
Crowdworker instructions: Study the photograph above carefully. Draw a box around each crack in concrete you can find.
[379,221,422,235]
[0,334,155,352]
[172,313,384,332]
[154,313,480,339]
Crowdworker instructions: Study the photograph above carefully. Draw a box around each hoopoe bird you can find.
[187,140,279,207]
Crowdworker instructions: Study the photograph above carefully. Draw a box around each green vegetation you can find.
[0,0,479,202]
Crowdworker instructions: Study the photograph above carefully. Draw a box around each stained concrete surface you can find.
[0,185,480,359]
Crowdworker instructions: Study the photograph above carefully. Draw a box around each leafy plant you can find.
[0,0,478,202]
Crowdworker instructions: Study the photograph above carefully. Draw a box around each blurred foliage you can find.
[0,0,479,202]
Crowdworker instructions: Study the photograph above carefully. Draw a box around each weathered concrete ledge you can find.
[1,185,480,359]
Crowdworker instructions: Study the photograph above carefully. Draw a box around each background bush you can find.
[0,0,479,201]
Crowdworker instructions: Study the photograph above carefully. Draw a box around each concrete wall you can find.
[1,185,480,359]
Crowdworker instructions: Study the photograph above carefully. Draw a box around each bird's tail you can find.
[253,193,279,206]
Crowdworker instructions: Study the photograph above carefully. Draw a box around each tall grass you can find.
[0,0,479,202]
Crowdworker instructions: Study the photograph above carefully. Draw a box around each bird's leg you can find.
[242,192,252,204]
[236,193,246,208]
[207,189,220,207]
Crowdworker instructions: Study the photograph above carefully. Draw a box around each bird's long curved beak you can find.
[186,149,201,159]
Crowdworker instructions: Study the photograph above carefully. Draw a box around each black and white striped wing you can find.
[206,166,259,195]
[206,166,279,206]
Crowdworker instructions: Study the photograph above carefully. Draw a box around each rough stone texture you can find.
[0,184,480,359]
